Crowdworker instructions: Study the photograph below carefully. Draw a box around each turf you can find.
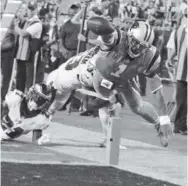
[1,162,180,186]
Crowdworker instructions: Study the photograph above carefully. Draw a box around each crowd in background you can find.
[1,0,187,133]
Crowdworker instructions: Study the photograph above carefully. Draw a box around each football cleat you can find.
[37,133,51,145]
[155,123,173,147]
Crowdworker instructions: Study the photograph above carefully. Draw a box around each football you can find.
[87,16,115,35]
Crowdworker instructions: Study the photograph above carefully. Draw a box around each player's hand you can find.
[160,123,173,138]
[158,123,173,147]
[78,34,87,42]
[166,59,174,70]
[166,60,175,78]
[61,47,68,58]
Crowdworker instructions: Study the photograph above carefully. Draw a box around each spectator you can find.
[108,0,119,20]
[179,0,187,16]
[151,20,172,78]
[59,4,82,61]
[59,3,83,111]
[1,21,16,102]
[14,1,43,92]
[167,9,187,135]
[47,17,63,72]
[119,1,127,21]
[136,4,146,20]
[166,27,178,81]
[145,0,156,19]
[38,0,51,19]
[77,6,103,116]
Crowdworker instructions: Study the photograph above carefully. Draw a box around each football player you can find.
[45,47,100,115]
[45,19,173,147]
[78,17,173,147]
[1,83,55,143]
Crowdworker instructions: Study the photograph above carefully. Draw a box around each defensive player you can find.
[0,83,54,143]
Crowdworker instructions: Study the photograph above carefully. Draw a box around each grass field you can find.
[1,163,180,186]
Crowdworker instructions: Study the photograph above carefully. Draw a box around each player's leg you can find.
[0,114,50,141]
[121,80,160,124]
[98,102,122,147]
[99,107,110,147]
[47,90,72,115]
[120,80,169,147]
[46,65,81,115]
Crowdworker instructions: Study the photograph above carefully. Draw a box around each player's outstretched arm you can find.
[147,74,174,146]
[147,74,167,116]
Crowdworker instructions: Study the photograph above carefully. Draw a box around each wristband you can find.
[159,115,171,126]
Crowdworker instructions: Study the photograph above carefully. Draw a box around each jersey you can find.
[5,90,41,125]
[46,47,99,91]
[94,30,161,86]
[1,90,49,140]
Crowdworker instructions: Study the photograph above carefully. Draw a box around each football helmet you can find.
[26,83,52,111]
[127,21,155,58]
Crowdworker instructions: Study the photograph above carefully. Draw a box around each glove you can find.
[155,116,174,147]
[2,115,14,130]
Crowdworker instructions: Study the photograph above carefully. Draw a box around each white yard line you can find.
[1,158,103,166]
[1,159,62,165]
[1,151,54,156]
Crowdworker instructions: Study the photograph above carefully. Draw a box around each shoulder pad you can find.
[143,46,161,77]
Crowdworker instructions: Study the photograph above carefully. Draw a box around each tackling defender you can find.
[1,83,54,144]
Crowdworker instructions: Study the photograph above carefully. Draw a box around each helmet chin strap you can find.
[128,35,150,58]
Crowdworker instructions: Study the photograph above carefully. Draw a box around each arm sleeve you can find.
[143,47,161,78]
